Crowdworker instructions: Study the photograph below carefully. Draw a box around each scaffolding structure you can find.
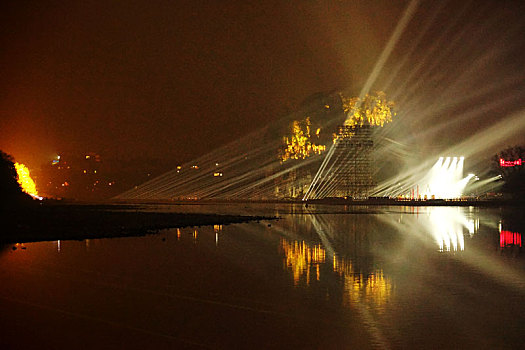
[324,124,374,198]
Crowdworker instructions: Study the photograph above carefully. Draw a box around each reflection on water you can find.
[214,224,223,246]
[280,239,325,285]
[280,237,392,308]
[425,207,469,252]
[333,256,392,309]
[1,205,524,349]
[500,230,522,247]
[275,205,524,327]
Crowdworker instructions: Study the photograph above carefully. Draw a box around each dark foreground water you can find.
[1,204,524,349]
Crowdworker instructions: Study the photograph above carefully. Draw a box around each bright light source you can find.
[418,157,470,199]
[14,162,41,199]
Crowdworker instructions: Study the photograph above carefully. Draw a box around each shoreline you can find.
[108,198,525,207]
[3,198,523,245]
[1,203,275,244]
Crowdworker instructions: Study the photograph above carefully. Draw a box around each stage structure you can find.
[320,124,374,198]
[303,91,395,200]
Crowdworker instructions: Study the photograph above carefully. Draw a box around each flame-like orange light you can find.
[14,162,40,199]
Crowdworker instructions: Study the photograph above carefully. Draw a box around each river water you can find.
[1,204,524,349]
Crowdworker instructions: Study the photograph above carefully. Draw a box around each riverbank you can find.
[113,197,525,207]
[0,203,275,244]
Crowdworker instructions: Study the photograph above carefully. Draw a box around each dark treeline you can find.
[0,150,34,210]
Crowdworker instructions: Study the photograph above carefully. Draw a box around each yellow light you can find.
[332,255,392,308]
[280,238,325,285]
[280,117,326,162]
[341,91,395,128]
[14,162,39,198]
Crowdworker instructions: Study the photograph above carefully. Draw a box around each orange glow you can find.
[280,238,326,285]
[280,238,392,306]
[14,162,40,198]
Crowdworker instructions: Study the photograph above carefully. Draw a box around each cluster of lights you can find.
[280,117,326,162]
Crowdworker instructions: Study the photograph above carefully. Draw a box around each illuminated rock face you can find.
[14,162,39,198]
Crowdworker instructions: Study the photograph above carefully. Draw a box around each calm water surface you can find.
[1,205,524,349]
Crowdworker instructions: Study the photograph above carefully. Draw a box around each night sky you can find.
[2,0,525,172]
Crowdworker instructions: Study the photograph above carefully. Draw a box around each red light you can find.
[499,158,522,167]
[500,230,522,247]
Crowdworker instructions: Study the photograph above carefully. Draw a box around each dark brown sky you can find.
[1,0,524,171]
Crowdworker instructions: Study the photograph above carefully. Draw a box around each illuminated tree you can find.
[340,91,395,127]
[280,117,325,162]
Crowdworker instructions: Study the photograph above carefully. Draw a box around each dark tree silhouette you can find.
[0,151,22,196]
[492,146,525,199]
[0,150,32,209]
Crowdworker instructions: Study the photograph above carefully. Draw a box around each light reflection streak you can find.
[428,209,464,251]
[333,256,392,308]
[500,230,522,248]
[280,239,325,286]
[214,224,222,246]
[279,237,392,309]
[424,207,474,252]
